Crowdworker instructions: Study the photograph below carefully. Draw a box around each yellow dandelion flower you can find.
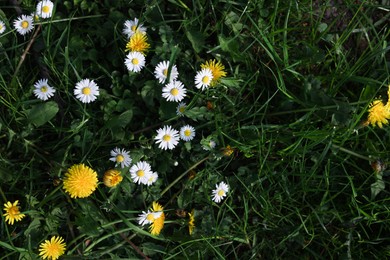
[125,32,150,53]
[63,164,98,198]
[200,59,227,86]
[39,236,66,260]
[367,100,390,128]
[149,201,165,235]
[3,200,25,225]
[188,209,195,235]
[222,145,234,157]
[103,169,123,188]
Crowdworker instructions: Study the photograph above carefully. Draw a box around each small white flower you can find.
[155,125,180,150]
[130,161,152,185]
[74,79,99,103]
[195,68,213,91]
[154,61,179,84]
[180,125,196,141]
[123,18,146,38]
[109,147,132,168]
[212,181,229,203]
[162,80,186,102]
[33,79,55,101]
[13,15,34,35]
[138,210,162,226]
[146,172,158,186]
[0,21,6,34]
[176,102,186,117]
[124,51,145,73]
[36,0,54,19]
[203,140,216,150]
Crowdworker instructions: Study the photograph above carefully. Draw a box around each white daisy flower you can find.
[203,140,216,150]
[146,172,158,186]
[176,102,186,117]
[155,125,180,150]
[130,161,152,185]
[36,0,54,19]
[13,15,34,35]
[33,79,55,101]
[74,79,99,103]
[124,51,145,73]
[180,125,196,141]
[138,210,163,226]
[162,80,186,102]
[109,147,132,168]
[123,18,146,38]
[212,181,229,203]
[195,68,213,91]
[0,21,6,34]
[154,61,179,84]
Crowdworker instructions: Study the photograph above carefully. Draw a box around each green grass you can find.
[1,0,390,259]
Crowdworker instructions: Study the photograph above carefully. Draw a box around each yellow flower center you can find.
[170,88,179,96]
[41,86,48,93]
[111,175,121,184]
[202,76,210,84]
[163,69,168,76]
[137,170,145,177]
[132,58,139,65]
[131,25,137,32]
[116,154,124,162]
[146,213,155,222]
[82,87,91,95]
[184,129,191,136]
[21,21,29,29]
[8,206,19,215]
[179,106,185,113]
[218,190,225,196]
[42,5,50,13]
[163,134,171,142]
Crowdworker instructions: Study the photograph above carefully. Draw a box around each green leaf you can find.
[185,29,204,53]
[371,177,385,200]
[26,101,59,127]
[105,110,133,129]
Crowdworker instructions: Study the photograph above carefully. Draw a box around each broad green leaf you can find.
[26,101,59,127]
[185,29,204,53]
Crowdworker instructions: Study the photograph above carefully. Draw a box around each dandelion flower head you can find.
[3,200,25,225]
[201,59,226,86]
[155,125,180,150]
[367,100,390,128]
[38,236,66,260]
[33,79,56,101]
[150,202,165,235]
[74,79,99,103]
[188,209,195,235]
[13,15,34,35]
[212,181,229,203]
[109,147,132,168]
[63,164,98,198]
[36,0,54,19]
[123,18,146,38]
[103,169,123,188]
[125,32,150,54]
